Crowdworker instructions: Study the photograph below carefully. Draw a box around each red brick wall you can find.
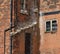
[12,32,25,54]
[12,26,39,54]
[40,0,60,12]
[40,0,60,54]
[40,14,60,54]
[0,0,39,54]
[0,0,10,54]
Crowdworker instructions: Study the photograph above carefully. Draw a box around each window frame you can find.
[51,19,58,32]
[45,19,57,33]
[45,20,51,32]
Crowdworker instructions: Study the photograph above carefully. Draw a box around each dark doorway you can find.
[25,33,31,54]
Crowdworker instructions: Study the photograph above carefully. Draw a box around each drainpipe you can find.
[4,30,6,54]
[4,0,13,54]
[4,26,15,54]
[10,0,13,54]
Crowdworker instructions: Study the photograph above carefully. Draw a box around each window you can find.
[45,19,57,32]
[20,0,24,10]
[20,0,27,10]
[52,20,57,32]
[46,21,51,32]
[20,0,28,14]
[34,0,38,12]
[34,0,38,8]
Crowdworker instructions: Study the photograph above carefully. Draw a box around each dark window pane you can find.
[46,28,50,31]
[52,27,57,31]
[52,24,57,26]
[20,0,24,9]
[25,4,27,10]
[52,20,57,31]
[52,20,57,23]
[46,21,51,32]
[20,0,24,3]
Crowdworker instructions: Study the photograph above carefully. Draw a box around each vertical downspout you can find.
[4,30,6,54]
[10,0,13,54]
[10,0,12,32]
[4,0,13,54]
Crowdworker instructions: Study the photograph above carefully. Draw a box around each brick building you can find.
[12,0,40,54]
[1,0,60,54]
[0,0,10,54]
[0,0,40,54]
[40,0,60,54]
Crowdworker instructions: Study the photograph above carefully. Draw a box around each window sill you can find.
[45,30,57,33]
[45,31,51,33]
[33,8,38,12]
[20,10,28,15]
[51,30,57,33]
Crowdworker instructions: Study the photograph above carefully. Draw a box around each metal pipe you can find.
[10,36,12,54]
[10,0,13,32]
[4,0,13,53]
[4,30,6,54]
[4,0,12,54]
[10,0,13,54]
[4,26,15,54]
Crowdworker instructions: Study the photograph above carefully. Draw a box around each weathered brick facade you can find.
[0,0,40,54]
[40,0,60,54]
[0,0,10,54]
[12,26,39,54]
[12,0,40,54]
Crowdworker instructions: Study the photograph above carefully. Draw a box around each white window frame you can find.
[45,19,57,32]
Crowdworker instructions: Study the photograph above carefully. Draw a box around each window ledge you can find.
[33,8,38,12]
[51,30,57,33]
[20,10,28,15]
[45,30,57,33]
[45,31,51,33]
